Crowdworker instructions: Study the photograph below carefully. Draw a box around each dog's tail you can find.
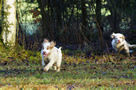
[128,44,136,48]
[58,47,62,53]
[58,47,62,50]
[58,47,62,57]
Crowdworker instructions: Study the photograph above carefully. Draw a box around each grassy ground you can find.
[0,45,136,89]
[0,62,136,89]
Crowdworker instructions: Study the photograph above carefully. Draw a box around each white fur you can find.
[41,39,62,72]
[111,32,136,56]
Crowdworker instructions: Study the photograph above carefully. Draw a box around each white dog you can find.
[111,32,136,56]
[41,39,62,72]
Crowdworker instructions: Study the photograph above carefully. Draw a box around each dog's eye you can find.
[47,46,50,50]
[42,47,44,49]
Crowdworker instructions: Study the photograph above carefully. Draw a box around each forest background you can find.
[1,0,136,51]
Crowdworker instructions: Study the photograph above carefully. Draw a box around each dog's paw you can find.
[42,62,45,66]
[44,67,49,72]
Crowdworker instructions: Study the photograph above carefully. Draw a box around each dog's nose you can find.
[43,51,46,54]
[43,51,48,57]
[118,40,121,43]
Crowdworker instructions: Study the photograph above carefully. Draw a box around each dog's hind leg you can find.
[53,64,57,70]
[56,60,62,72]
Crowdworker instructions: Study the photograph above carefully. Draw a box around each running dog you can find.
[111,32,136,56]
[41,39,62,72]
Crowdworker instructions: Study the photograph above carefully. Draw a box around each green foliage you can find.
[130,29,136,33]
[0,43,41,65]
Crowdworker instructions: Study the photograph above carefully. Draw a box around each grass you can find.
[0,44,136,89]
[0,61,136,89]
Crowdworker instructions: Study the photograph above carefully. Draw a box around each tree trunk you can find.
[109,0,120,33]
[2,0,16,46]
[96,0,102,31]
[96,0,104,50]
[0,0,3,37]
[81,0,87,28]
[81,0,87,42]
[37,0,47,39]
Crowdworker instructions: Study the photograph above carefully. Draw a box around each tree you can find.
[1,0,16,46]
[81,0,87,29]
[0,0,3,37]
[107,0,121,32]
[95,0,104,50]
[81,0,87,41]
[37,0,47,39]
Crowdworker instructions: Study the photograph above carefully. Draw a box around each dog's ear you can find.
[122,34,125,40]
[111,32,115,39]
[43,38,49,43]
[50,41,56,49]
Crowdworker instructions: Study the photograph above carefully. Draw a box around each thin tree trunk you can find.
[2,0,16,46]
[37,0,47,38]
[81,0,87,33]
[0,0,3,37]
[96,0,104,50]
[109,0,120,32]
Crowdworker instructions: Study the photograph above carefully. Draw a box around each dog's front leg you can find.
[44,60,54,71]
[124,45,130,56]
[125,49,130,56]
[41,56,45,66]
[53,64,57,70]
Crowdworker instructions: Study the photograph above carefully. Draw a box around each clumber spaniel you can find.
[41,39,62,72]
[111,32,136,56]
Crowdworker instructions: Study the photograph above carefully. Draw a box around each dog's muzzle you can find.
[43,51,48,57]
[117,40,121,44]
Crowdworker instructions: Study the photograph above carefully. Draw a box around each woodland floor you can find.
[0,46,136,89]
